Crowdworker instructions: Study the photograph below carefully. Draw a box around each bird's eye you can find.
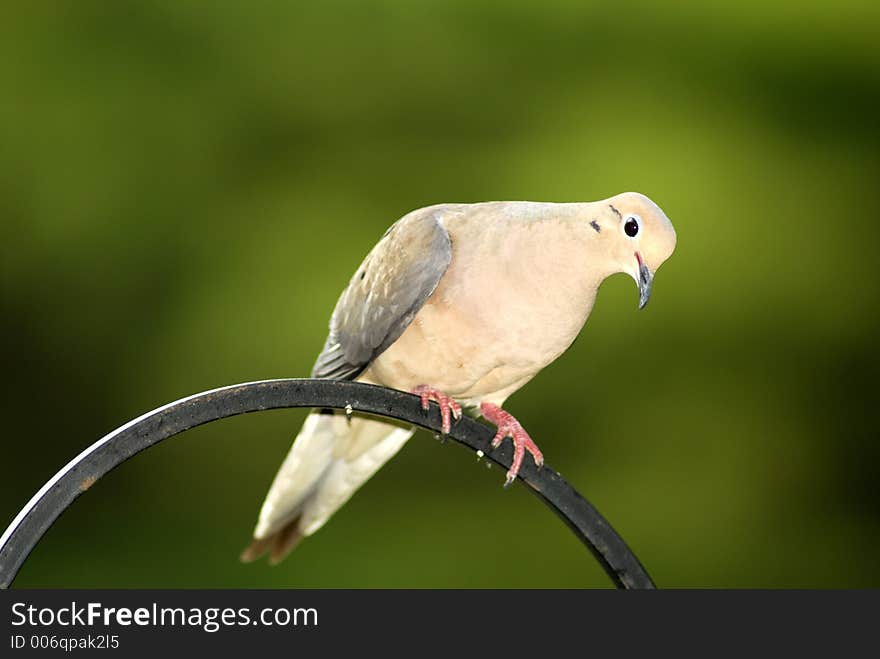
[624,216,640,238]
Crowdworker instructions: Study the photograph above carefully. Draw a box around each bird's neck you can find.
[492,211,610,325]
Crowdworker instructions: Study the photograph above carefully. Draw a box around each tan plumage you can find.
[243,192,677,563]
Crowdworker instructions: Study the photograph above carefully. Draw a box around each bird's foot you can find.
[480,402,544,487]
[413,385,462,435]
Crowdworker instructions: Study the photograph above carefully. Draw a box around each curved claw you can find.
[480,402,544,486]
[412,385,462,435]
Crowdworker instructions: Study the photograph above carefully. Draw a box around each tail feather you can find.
[298,422,413,536]
[251,412,336,542]
[240,516,304,565]
[242,410,413,564]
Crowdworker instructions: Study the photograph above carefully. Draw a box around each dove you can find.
[241,192,677,564]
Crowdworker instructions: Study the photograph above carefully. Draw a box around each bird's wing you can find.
[311,206,454,380]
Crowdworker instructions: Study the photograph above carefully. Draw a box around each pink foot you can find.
[413,385,462,435]
[480,402,544,487]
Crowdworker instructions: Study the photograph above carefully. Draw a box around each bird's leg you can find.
[412,385,462,435]
[480,402,544,487]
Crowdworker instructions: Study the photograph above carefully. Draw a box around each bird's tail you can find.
[241,410,413,564]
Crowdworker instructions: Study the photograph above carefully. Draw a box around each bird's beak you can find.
[635,252,653,310]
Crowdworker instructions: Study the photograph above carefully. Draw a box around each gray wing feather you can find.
[311,206,453,380]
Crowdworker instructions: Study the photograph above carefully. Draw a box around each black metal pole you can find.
[0,379,655,589]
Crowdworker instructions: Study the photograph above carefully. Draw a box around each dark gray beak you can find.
[638,261,653,310]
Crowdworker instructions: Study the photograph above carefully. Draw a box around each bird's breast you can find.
[365,217,600,405]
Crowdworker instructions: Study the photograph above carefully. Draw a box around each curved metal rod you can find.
[0,379,655,589]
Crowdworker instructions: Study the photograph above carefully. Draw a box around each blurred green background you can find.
[2,0,879,588]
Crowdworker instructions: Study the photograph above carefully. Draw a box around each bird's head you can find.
[593,192,677,309]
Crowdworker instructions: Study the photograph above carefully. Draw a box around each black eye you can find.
[624,217,639,237]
